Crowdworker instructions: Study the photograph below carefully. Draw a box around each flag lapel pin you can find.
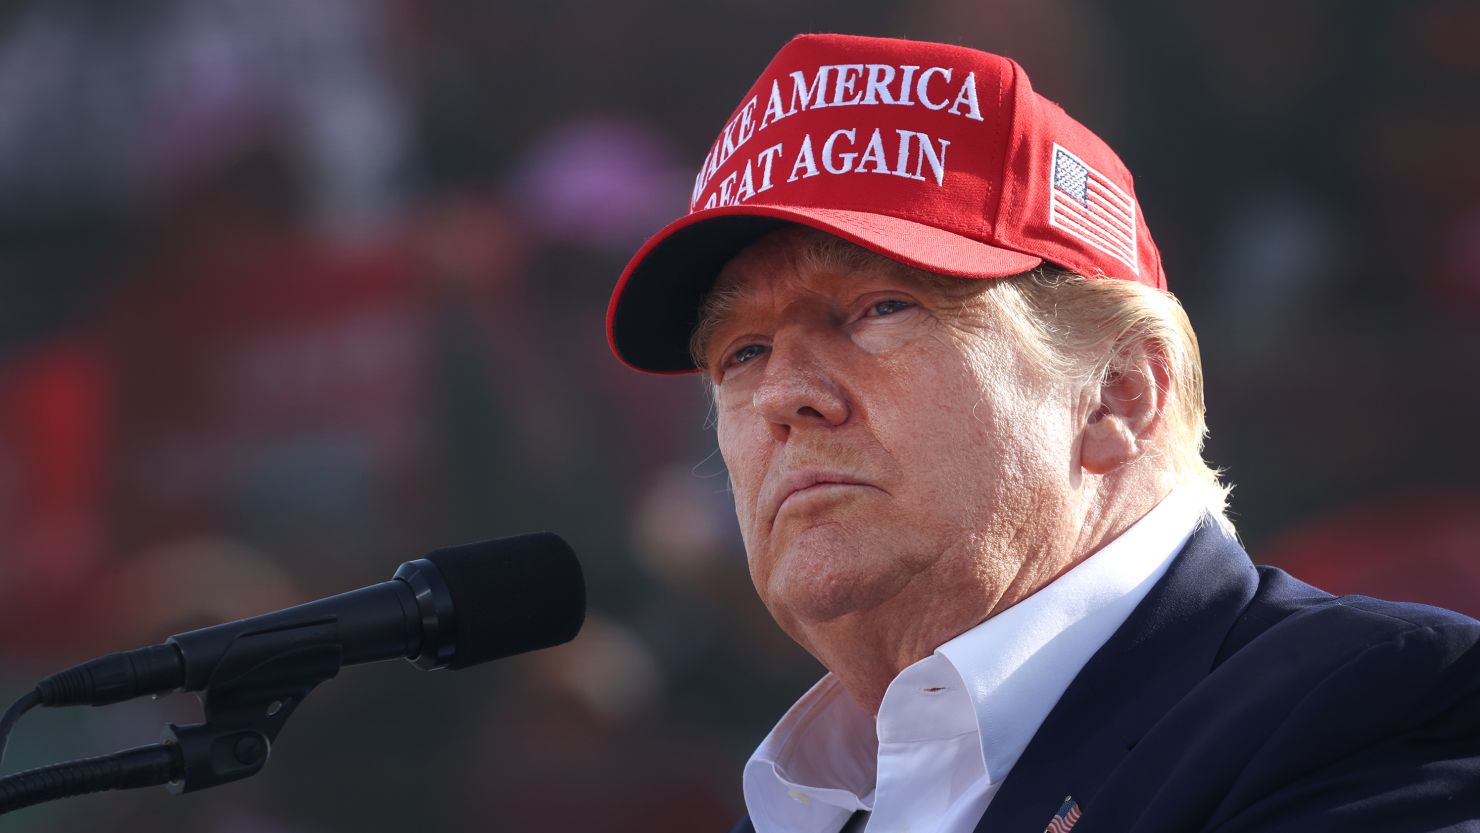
[1043,795,1082,833]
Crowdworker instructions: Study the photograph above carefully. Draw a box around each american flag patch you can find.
[1049,144,1139,274]
[1043,796,1082,833]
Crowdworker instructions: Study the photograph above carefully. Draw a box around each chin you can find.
[760,532,904,626]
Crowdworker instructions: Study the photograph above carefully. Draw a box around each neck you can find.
[796,474,1173,715]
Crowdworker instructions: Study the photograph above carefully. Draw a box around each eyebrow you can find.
[689,263,988,372]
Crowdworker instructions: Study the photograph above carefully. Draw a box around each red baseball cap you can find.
[607,33,1165,374]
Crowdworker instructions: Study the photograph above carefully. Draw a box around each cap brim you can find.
[606,204,1045,374]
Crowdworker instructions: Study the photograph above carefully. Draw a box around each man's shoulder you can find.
[1218,563,1480,682]
[1127,565,1480,831]
[1115,540,1480,766]
[1047,540,1480,832]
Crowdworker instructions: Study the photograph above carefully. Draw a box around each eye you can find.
[732,343,768,364]
[709,340,769,382]
[867,299,913,317]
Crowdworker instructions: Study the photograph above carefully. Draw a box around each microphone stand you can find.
[0,618,345,814]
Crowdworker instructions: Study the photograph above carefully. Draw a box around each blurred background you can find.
[0,0,1476,830]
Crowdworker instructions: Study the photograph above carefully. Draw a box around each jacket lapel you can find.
[973,523,1259,833]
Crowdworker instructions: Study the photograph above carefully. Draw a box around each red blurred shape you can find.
[1262,490,1480,619]
[0,339,109,658]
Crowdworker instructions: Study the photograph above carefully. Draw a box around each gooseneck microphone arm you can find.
[0,533,584,817]
[0,744,182,814]
[0,623,344,814]
[1,563,449,813]
[1,619,345,813]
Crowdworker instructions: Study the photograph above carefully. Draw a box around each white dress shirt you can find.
[742,488,1209,833]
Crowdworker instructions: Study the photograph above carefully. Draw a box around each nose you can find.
[751,326,850,441]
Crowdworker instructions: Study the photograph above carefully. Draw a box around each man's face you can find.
[702,228,1084,649]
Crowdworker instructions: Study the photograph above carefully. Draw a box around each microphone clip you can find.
[164,617,344,794]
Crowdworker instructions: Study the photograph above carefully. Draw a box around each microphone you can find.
[33,533,585,709]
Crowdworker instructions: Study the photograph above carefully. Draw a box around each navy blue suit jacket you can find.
[730,523,1480,832]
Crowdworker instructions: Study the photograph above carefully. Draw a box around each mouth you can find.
[767,470,876,526]
[780,481,863,508]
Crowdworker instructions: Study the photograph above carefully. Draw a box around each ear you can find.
[1079,341,1170,475]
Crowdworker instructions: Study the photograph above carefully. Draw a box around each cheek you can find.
[715,415,765,529]
[883,343,1061,510]
[958,378,1080,513]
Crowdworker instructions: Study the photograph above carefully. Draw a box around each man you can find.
[605,34,1480,832]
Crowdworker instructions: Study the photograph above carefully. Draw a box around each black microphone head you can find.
[422,532,585,669]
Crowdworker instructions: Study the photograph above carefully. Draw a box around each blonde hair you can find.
[689,232,1233,528]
